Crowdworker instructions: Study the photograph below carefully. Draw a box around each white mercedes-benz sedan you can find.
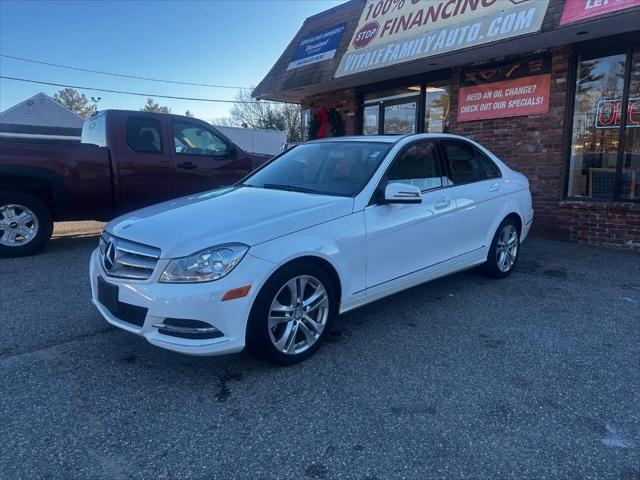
[90,134,533,364]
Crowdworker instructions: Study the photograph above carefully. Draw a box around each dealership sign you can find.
[560,0,640,25]
[335,0,550,78]
[595,97,640,129]
[458,55,551,122]
[287,23,346,71]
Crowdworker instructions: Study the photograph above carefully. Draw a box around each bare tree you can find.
[141,98,171,113]
[52,88,96,118]
[230,90,302,142]
[210,117,238,127]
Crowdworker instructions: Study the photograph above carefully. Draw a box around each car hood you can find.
[106,187,354,258]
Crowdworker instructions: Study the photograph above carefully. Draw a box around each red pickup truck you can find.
[0,110,271,257]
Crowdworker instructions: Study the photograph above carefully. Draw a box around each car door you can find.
[116,115,183,212]
[170,120,253,195]
[440,139,505,257]
[364,139,455,289]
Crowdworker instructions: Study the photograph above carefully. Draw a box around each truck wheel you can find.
[0,192,53,258]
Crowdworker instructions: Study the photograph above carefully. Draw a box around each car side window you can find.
[442,140,502,183]
[476,150,502,179]
[441,141,482,185]
[126,117,162,153]
[386,140,444,191]
[172,121,228,157]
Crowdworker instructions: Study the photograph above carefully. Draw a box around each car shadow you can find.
[45,233,100,255]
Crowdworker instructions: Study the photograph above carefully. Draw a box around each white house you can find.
[0,92,83,139]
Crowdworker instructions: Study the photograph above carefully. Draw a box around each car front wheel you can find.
[485,218,520,278]
[247,262,337,365]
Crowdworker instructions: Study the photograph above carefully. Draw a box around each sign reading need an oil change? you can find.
[457,55,551,122]
[335,0,550,78]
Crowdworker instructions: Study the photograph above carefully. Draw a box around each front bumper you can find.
[89,248,274,356]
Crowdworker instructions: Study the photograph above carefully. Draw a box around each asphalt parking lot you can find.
[1,222,639,480]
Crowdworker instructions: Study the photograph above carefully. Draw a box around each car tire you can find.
[484,217,520,279]
[0,191,53,258]
[246,261,337,365]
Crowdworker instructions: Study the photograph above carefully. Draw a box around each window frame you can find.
[171,120,232,159]
[563,33,640,203]
[125,116,164,154]
[369,139,448,205]
[439,139,501,186]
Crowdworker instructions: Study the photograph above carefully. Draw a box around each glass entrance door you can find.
[383,100,417,134]
[361,82,450,135]
[362,85,420,135]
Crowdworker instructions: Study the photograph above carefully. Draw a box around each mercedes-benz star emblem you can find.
[104,241,116,271]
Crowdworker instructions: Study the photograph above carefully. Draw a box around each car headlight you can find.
[159,244,249,283]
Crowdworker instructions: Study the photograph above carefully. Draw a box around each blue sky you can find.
[0,0,346,121]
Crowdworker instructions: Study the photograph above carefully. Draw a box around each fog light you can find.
[152,318,223,340]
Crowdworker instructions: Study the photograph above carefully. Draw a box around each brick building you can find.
[254,0,640,249]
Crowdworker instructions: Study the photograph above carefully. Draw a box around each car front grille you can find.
[99,233,160,280]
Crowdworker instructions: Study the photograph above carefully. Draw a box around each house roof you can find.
[253,0,640,103]
[0,92,84,130]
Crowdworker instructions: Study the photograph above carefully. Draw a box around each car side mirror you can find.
[381,183,422,204]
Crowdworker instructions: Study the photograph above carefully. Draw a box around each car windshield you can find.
[242,141,392,196]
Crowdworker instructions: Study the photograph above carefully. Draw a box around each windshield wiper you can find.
[262,183,319,194]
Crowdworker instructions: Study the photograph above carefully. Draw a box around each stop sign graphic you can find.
[352,22,379,49]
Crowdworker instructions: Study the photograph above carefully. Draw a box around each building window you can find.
[301,109,311,141]
[567,43,640,201]
[424,84,450,133]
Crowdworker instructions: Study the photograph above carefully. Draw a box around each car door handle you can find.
[434,198,451,209]
[489,183,500,192]
[177,161,197,170]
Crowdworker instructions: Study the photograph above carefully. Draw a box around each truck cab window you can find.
[172,121,228,157]
[126,118,162,153]
[81,113,106,147]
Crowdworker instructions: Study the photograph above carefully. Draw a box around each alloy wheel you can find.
[496,224,518,273]
[0,204,39,247]
[268,275,329,355]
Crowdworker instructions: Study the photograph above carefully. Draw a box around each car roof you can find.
[306,133,473,145]
[307,135,406,144]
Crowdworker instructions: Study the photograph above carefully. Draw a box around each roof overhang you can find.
[255,8,640,103]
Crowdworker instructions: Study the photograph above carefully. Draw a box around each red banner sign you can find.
[458,74,551,123]
[560,0,640,25]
